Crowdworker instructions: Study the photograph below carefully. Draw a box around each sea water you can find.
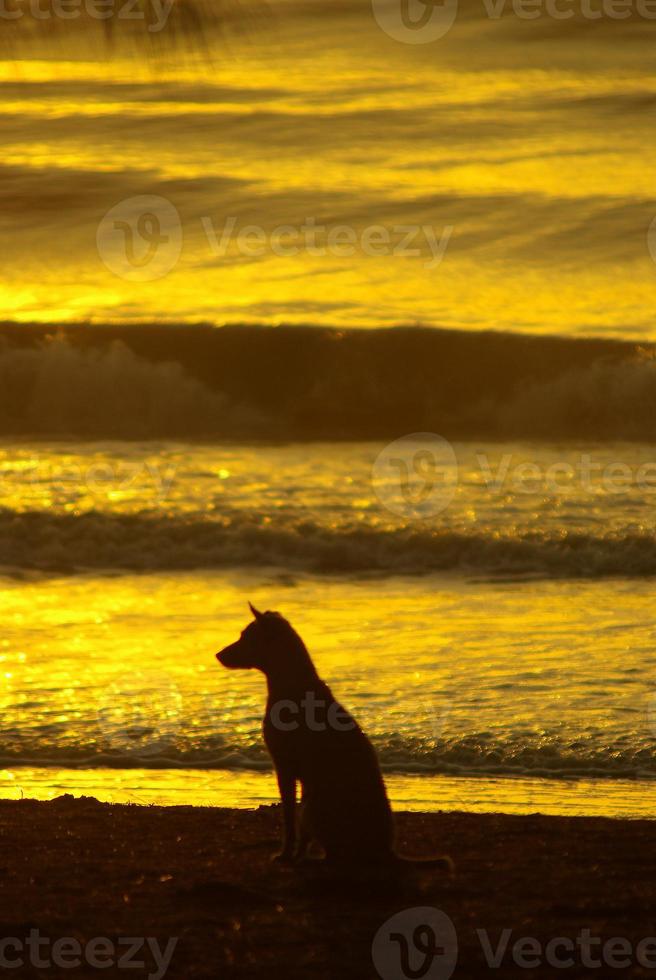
[1,438,655,816]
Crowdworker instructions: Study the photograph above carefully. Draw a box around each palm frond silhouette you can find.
[0,0,265,55]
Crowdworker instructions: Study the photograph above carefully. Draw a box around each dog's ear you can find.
[248,601,264,620]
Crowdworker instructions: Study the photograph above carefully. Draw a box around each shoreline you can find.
[2,768,656,819]
[2,798,655,977]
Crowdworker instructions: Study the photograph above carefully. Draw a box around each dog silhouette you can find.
[217,604,451,872]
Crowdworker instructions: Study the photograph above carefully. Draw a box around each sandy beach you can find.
[1,797,655,978]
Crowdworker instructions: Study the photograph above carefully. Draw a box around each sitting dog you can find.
[217,603,451,871]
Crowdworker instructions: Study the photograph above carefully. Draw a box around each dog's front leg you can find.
[273,768,296,863]
[294,795,312,861]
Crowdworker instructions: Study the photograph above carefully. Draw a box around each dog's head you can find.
[217,603,294,674]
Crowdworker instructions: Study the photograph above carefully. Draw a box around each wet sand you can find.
[1,797,655,978]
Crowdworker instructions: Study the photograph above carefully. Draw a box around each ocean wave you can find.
[0,731,653,781]
[3,509,656,577]
[0,334,273,440]
[1,325,655,441]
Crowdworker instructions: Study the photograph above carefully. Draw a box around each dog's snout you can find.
[217,640,241,668]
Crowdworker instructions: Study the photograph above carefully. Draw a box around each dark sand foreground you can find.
[2,797,656,978]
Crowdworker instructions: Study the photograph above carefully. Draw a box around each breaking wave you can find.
[4,509,656,577]
[1,730,654,781]
[0,325,655,441]
[0,334,271,439]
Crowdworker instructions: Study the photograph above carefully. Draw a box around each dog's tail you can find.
[395,854,454,873]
